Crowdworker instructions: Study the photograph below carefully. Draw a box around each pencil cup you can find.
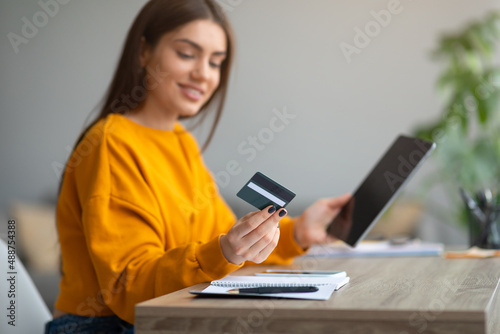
[460,188,500,249]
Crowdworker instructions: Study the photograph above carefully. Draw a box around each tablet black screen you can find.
[326,135,435,247]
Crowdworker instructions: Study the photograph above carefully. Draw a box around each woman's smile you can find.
[178,83,205,101]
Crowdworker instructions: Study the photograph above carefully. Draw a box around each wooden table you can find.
[135,256,500,334]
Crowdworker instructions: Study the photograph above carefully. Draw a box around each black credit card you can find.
[236,172,295,210]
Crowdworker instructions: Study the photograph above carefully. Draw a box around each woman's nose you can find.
[191,60,210,81]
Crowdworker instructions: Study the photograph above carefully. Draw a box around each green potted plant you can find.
[414,12,500,248]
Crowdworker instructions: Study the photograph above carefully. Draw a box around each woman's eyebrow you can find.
[174,38,227,56]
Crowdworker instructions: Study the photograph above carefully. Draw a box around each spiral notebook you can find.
[190,275,349,300]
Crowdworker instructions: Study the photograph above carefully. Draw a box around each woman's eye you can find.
[177,51,194,59]
[209,62,222,69]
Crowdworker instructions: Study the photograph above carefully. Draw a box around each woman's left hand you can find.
[293,194,352,249]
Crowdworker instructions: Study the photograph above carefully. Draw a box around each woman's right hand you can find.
[220,206,286,265]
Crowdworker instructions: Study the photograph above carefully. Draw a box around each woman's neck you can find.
[125,99,178,131]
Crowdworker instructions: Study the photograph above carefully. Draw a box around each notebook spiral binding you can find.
[211,281,329,288]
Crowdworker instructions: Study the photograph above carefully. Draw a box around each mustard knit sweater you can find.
[55,114,304,323]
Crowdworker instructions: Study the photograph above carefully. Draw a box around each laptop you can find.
[326,135,436,247]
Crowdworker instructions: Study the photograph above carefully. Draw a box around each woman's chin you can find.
[179,107,202,118]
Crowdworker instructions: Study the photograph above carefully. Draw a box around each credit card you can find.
[236,172,296,210]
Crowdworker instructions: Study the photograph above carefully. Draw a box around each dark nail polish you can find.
[268,206,276,214]
[279,209,287,217]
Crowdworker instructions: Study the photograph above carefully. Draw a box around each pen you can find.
[459,187,486,224]
[227,286,319,294]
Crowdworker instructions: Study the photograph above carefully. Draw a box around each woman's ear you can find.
[139,36,151,68]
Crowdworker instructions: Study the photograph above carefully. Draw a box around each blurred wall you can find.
[1,0,499,243]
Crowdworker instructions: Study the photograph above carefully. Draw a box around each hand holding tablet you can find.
[326,135,435,247]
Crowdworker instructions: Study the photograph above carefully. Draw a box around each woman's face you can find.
[141,19,227,118]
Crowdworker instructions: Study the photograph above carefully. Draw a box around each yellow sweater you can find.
[55,114,305,324]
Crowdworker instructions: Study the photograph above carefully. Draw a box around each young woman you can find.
[46,0,350,333]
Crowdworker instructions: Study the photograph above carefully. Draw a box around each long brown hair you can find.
[66,0,234,179]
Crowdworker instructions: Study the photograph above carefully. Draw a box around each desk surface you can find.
[135,256,500,334]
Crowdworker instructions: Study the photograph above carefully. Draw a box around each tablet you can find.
[326,135,436,247]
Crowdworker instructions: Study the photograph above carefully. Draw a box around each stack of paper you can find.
[303,240,444,258]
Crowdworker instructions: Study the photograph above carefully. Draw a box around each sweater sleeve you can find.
[82,195,242,324]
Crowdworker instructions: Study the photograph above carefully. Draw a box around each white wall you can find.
[1,0,499,243]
